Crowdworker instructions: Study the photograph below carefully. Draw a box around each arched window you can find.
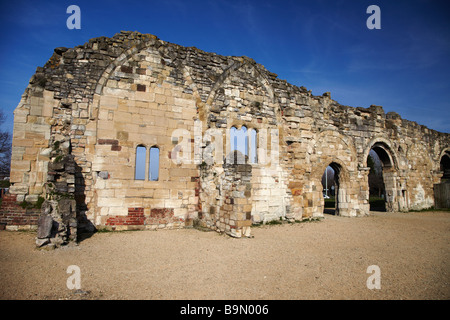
[229,126,258,164]
[149,146,160,181]
[135,145,146,180]
[230,126,247,163]
[230,126,245,155]
[249,128,257,164]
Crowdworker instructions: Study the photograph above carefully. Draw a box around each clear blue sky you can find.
[0,0,449,134]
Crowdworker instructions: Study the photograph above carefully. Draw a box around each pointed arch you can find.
[135,145,147,180]
[92,38,203,122]
[439,148,450,179]
[363,136,403,212]
[362,137,399,170]
[310,129,358,177]
[438,147,450,165]
[149,146,160,181]
[306,129,359,217]
[204,60,278,117]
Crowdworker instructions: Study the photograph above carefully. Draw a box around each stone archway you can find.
[434,149,450,209]
[440,150,450,181]
[308,157,355,217]
[307,130,360,218]
[364,140,400,212]
[320,161,347,216]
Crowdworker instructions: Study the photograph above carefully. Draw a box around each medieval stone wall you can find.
[4,31,449,238]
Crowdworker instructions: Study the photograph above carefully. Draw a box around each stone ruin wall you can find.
[3,31,449,242]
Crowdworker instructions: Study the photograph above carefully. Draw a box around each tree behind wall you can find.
[0,110,12,181]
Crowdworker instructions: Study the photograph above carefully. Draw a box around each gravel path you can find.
[1,211,449,300]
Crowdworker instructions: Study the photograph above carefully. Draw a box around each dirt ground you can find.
[0,210,449,300]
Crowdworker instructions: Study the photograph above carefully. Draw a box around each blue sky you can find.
[0,0,449,134]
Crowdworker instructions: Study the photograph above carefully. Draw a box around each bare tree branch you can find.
[0,110,12,178]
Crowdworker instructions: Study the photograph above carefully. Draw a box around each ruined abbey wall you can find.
[4,31,449,238]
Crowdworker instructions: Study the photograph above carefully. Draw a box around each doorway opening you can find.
[435,150,450,209]
[321,163,341,215]
[367,142,396,212]
[367,150,386,211]
[440,152,450,181]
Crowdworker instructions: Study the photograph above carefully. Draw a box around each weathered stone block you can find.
[37,215,53,239]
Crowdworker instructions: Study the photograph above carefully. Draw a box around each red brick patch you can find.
[98,139,118,145]
[106,207,145,226]
[98,139,121,151]
[0,194,39,226]
[120,66,133,73]
[102,208,185,227]
[146,208,181,225]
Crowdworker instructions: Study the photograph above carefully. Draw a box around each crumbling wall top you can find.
[19,30,450,143]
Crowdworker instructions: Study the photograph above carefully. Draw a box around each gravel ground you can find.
[0,211,449,300]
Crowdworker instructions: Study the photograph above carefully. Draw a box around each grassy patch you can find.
[264,218,284,226]
[19,196,45,210]
[369,196,386,210]
[0,180,10,188]
[324,197,335,208]
[253,216,323,227]
[408,207,450,212]
[325,196,389,211]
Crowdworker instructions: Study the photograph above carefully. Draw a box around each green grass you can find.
[324,197,335,208]
[264,218,283,225]
[325,196,388,210]
[253,216,322,227]
[18,196,45,210]
[0,180,10,188]
[408,206,450,212]
[369,196,385,209]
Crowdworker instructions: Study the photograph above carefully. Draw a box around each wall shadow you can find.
[74,162,97,243]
